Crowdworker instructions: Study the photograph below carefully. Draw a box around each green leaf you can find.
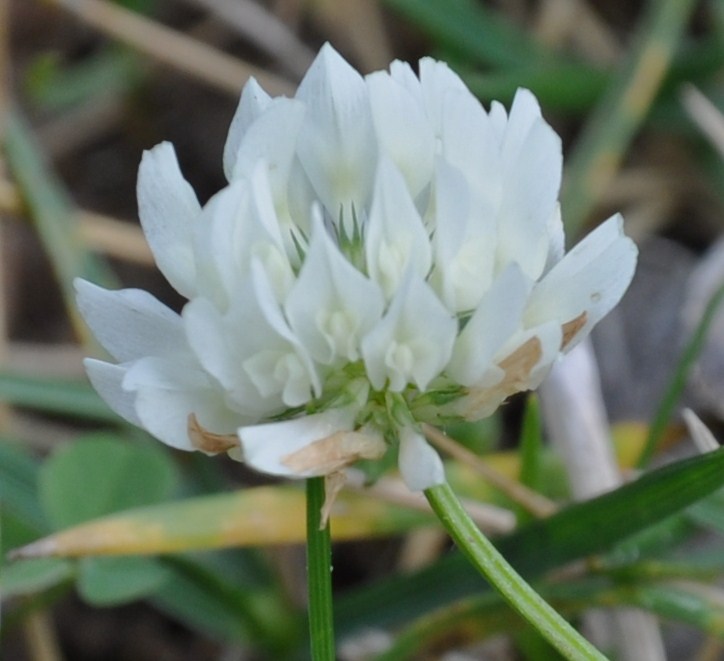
[385,0,552,68]
[77,556,171,606]
[0,557,74,598]
[637,281,724,466]
[26,48,141,112]
[151,555,302,653]
[0,372,118,423]
[561,0,697,236]
[686,488,724,533]
[12,485,432,558]
[0,438,45,533]
[38,434,178,530]
[337,445,724,634]
[4,110,117,346]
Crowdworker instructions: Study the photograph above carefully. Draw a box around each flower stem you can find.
[425,483,607,660]
[306,477,335,661]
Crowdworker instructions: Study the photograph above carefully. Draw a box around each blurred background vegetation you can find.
[3,0,724,659]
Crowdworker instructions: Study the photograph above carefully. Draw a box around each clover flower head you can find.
[76,44,637,491]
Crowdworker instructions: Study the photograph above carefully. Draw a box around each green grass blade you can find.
[636,281,724,467]
[3,109,118,345]
[337,445,724,634]
[561,0,697,237]
[385,0,552,68]
[0,371,118,423]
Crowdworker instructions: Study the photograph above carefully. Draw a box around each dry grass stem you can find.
[23,610,65,661]
[683,408,719,454]
[309,0,393,72]
[681,84,724,159]
[346,470,517,535]
[5,341,87,377]
[48,0,294,96]
[77,212,154,265]
[0,178,153,264]
[179,0,315,78]
[35,94,126,158]
[422,423,557,517]
[534,0,621,65]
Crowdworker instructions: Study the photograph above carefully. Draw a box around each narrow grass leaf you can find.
[385,0,550,68]
[10,486,432,558]
[4,110,118,345]
[336,445,724,634]
[0,372,118,423]
[637,280,724,466]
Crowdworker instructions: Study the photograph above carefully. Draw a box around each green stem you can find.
[425,483,607,661]
[306,477,335,661]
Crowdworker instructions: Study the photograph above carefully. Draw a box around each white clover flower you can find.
[76,43,637,491]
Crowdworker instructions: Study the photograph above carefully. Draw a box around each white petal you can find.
[137,142,200,298]
[84,358,141,426]
[452,320,563,421]
[496,115,562,279]
[429,160,495,311]
[361,271,457,392]
[389,59,423,100]
[184,267,319,414]
[201,174,293,305]
[417,57,468,134]
[398,427,445,491]
[183,299,282,417]
[366,71,435,197]
[440,88,501,211]
[518,320,565,387]
[239,407,357,478]
[488,100,508,139]
[228,98,306,201]
[123,356,243,451]
[543,203,565,274]
[223,77,272,181]
[182,297,237,393]
[447,265,531,386]
[286,214,384,364]
[500,88,543,164]
[295,43,376,224]
[524,214,638,349]
[75,279,185,362]
[365,159,432,299]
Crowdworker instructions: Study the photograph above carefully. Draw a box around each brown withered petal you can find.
[457,336,543,420]
[281,430,386,475]
[320,471,349,529]
[561,311,588,350]
[187,413,239,454]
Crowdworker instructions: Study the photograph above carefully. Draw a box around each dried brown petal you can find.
[456,336,543,420]
[561,311,588,349]
[281,430,386,474]
[187,413,238,454]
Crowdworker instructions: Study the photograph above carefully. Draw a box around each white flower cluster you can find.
[76,44,637,491]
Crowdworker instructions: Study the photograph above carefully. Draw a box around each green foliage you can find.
[39,434,179,529]
[336,446,724,635]
[5,0,724,656]
[76,556,171,606]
